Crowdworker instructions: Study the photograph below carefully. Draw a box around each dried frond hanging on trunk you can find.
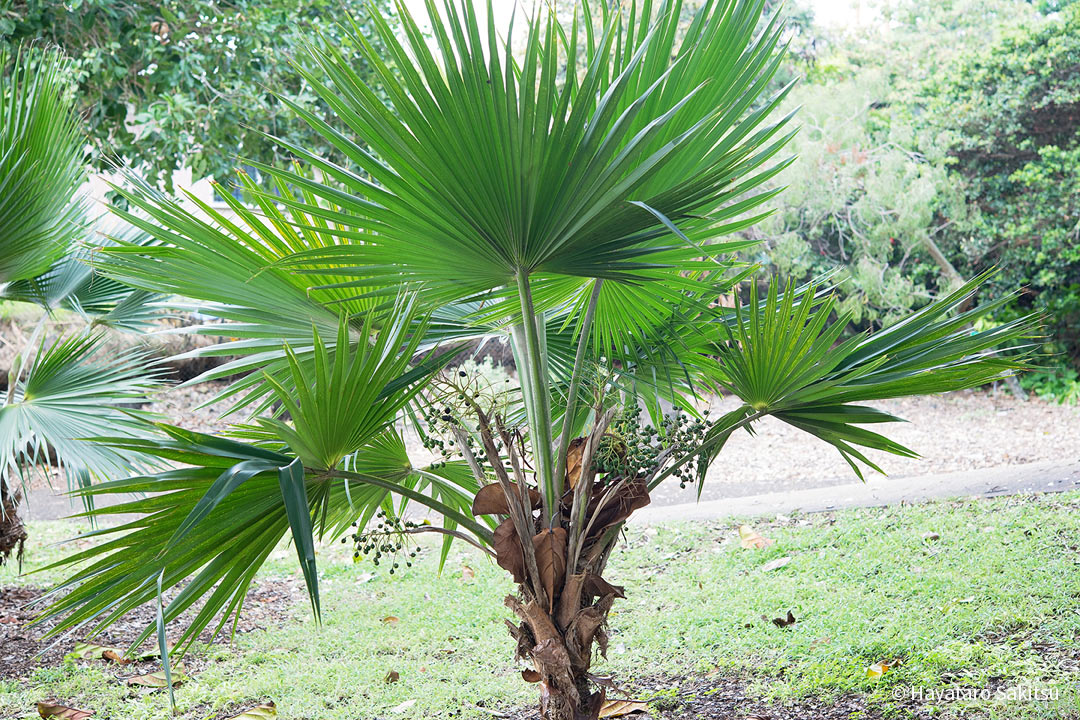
[0,484,27,567]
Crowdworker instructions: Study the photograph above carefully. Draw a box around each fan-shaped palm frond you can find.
[32,309,490,653]
[97,171,458,417]
[0,331,163,502]
[2,221,167,332]
[0,48,86,285]
[665,271,1039,487]
[263,0,793,308]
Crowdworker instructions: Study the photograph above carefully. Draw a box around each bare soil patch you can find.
[504,673,939,720]
[0,580,299,680]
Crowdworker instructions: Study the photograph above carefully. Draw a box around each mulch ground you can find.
[0,581,298,681]
[501,673,938,720]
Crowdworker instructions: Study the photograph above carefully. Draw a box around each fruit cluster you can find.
[593,404,711,488]
[344,509,419,575]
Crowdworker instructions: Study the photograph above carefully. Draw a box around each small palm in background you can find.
[0,49,162,564]
[18,2,1037,719]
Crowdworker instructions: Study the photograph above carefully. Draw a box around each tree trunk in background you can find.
[922,236,1029,401]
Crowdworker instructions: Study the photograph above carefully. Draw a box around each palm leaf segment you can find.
[99,168,414,416]
[265,0,795,307]
[0,49,86,284]
[33,311,489,651]
[0,333,164,503]
[2,221,167,333]
[676,271,1038,486]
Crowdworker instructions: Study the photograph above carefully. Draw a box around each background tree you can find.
[916,4,1080,367]
[32,2,1034,719]
[732,0,1078,398]
[0,0,393,190]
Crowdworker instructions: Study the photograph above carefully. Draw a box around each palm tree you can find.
[34,2,1035,718]
[0,49,162,564]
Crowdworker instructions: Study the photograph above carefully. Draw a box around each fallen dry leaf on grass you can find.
[68,642,157,665]
[391,699,417,713]
[228,703,277,719]
[866,660,897,679]
[37,703,93,719]
[126,662,186,688]
[100,650,131,665]
[66,643,122,662]
[384,670,400,683]
[382,616,400,625]
[739,524,775,549]
[760,556,791,572]
[461,564,475,581]
[598,699,649,717]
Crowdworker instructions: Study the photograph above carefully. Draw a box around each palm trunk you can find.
[506,578,614,720]
[0,480,27,567]
[492,276,635,718]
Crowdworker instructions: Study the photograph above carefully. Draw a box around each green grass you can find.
[3,492,1079,719]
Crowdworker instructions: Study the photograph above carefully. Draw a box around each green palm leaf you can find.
[2,220,167,333]
[0,48,86,284]
[96,0,793,314]
[0,331,163,501]
[31,307,489,650]
[675,271,1039,483]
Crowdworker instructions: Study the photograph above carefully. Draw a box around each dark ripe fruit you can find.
[459,370,467,377]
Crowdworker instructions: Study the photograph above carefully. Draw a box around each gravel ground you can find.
[149,383,1080,507]
[656,389,1080,505]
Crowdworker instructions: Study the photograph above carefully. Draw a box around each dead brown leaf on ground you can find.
[36,702,92,719]
[598,699,648,717]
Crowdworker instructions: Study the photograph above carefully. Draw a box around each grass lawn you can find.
[2,491,1079,719]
